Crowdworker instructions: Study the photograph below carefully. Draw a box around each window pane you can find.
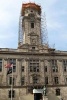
[33,76,38,84]
[9,77,15,85]
[44,66,47,72]
[29,59,39,72]
[31,22,34,28]
[52,66,58,72]
[22,66,24,72]
[54,77,59,84]
[56,89,60,96]
[51,60,57,65]
[45,77,48,84]
[21,77,25,85]
[0,59,2,72]
[13,66,16,72]
[8,90,15,98]
[32,47,35,50]
[63,60,67,72]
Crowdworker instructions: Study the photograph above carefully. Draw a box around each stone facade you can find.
[0,2,67,100]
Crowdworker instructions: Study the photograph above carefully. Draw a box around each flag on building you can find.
[5,62,13,68]
[5,62,13,75]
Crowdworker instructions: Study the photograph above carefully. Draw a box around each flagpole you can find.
[5,62,13,100]
[11,64,13,100]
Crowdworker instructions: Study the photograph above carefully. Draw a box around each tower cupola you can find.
[18,3,42,47]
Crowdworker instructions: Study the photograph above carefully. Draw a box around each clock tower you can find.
[19,3,41,47]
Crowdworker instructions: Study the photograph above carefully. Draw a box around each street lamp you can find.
[43,85,46,100]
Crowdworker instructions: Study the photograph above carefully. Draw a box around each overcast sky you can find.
[0,0,67,51]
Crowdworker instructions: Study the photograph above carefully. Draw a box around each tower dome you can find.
[21,3,41,16]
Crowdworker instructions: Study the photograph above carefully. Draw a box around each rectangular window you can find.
[63,60,67,65]
[52,66,58,72]
[31,22,34,28]
[21,77,25,85]
[29,59,39,72]
[44,66,47,72]
[45,77,48,84]
[9,77,15,85]
[51,60,58,72]
[8,90,15,98]
[33,76,38,84]
[54,77,59,84]
[0,59,2,72]
[51,60,57,65]
[37,66,39,72]
[65,78,67,84]
[22,66,24,72]
[64,66,67,72]
[63,60,67,72]
[32,47,35,50]
[56,89,60,96]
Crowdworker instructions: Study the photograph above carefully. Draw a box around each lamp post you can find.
[43,86,46,100]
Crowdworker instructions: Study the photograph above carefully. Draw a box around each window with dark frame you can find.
[45,77,48,84]
[52,66,58,72]
[0,59,2,72]
[64,66,67,72]
[56,89,60,96]
[33,76,38,84]
[54,77,59,84]
[65,77,67,84]
[31,22,34,28]
[8,90,15,98]
[32,47,35,50]
[44,66,47,72]
[29,59,39,72]
[63,60,67,72]
[22,66,24,72]
[51,60,58,72]
[21,77,25,85]
[9,77,15,85]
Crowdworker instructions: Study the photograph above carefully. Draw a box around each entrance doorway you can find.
[33,89,43,100]
[34,93,42,100]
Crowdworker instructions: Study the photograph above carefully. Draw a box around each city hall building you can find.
[0,2,67,100]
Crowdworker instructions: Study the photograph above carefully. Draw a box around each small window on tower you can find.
[31,22,34,28]
[31,10,33,12]
[32,47,35,50]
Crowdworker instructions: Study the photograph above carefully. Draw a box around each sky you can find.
[0,0,67,51]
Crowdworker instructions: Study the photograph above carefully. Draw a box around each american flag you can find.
[5,62,13,75]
